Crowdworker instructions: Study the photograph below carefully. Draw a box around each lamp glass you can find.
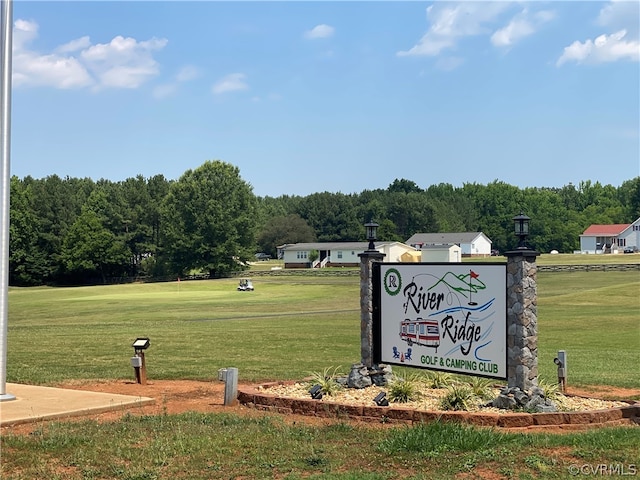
[365,221,378,241]
[513,213,530,235]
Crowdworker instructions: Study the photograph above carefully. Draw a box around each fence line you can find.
[537,264,640,272]
[98,263,639,285]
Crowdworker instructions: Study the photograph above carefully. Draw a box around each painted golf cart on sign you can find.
[374,263,507,379]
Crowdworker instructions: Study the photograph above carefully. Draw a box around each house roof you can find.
[420,244,461,250]
[406,232,491,246]
[279,241,396,251]
[582,224,630,236]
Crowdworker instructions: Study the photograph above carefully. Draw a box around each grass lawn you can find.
[2,414,639,479]
[6,265,638,388]
[7,276,361,384]
[2,262,639,479]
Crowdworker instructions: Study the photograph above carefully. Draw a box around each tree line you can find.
[9,160,640,286]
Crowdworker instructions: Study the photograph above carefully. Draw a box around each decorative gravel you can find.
[258,382,630,413]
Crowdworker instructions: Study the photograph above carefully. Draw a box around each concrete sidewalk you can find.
[0,383,155,427]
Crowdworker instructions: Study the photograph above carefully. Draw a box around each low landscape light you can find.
[132,337,150,351]
[373,392,389,407]
[309,384,323,400]
[131,337,150,385]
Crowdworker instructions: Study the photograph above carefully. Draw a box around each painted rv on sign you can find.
[374,263,507,379]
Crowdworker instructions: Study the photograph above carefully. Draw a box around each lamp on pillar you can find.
[359,220,385,370]
[365,221,379,251]
[513,212,530,249]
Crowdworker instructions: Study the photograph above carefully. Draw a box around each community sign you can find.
[373,263,507,379]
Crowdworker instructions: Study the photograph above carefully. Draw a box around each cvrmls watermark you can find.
[568,464,637,476]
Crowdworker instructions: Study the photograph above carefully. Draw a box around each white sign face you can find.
[375,263,507,379]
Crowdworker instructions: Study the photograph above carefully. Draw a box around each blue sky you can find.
[7,1,640,197]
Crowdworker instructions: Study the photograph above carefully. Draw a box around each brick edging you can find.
[238,382,640,429]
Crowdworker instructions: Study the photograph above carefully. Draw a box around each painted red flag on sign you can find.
[470,270,479,279]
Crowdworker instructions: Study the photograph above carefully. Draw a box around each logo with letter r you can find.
[384,268,402,296]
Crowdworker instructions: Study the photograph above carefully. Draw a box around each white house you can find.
[406,232,492,257]
[579,217,640,254]
[279,242,417,269]
[420,244,462,263]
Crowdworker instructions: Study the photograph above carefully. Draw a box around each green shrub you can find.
[307,366,344,396]
[439,384,474,411]
[467,376,494,400]
[537,377,561,401]
[388,373,421,403]
[426,371,454,389]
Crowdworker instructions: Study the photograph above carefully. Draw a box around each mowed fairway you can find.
[7,277,361,384]
[537,270,639,388]
[6,270,640,388]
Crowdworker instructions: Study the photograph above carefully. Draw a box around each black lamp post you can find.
[364,221,379,251]
[513,212,530,249]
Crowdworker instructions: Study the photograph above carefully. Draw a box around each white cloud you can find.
[557,29,640,66]
[176,65,199,82]
[80,36,167,89]
[13,19,39,51]
[491,10,554,48]
[398,3,554,58]
[304,24,335,39]
[491,19,534,48]
[557,1,639,66]
[12,20,92,89]
[13,52,93,89]
[153,65,200,99]
[397,2,509,57]
[55,36,92,54]
[398,34,454,57]
[397,2,511,57]
[12,19,168,90]
[212,73,248,95]
[597,0,640,35]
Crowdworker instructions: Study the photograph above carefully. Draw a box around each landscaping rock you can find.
[490,385,558,413]
[346,363,393,389]
[347,364,372,389]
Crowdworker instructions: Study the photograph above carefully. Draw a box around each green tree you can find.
[9,177,49,285]
[618,177,640,220]
[256,214,316,258]
[297,192,361,241]
[387,178,423,194]
[386,191,437,241]
[28,175,95,282]
[61,207,130,284]
[160,160,257,277]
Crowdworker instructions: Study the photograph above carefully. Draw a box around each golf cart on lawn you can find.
[237,278,254,291]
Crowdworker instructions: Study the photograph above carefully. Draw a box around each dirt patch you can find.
[1,380,352,436]
[565,384,640,401]
[3,379,639,436]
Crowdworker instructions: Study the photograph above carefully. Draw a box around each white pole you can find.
[0,0,15,401]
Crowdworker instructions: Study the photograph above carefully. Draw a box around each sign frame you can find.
[373,262,507,380]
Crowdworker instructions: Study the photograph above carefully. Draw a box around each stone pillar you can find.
[505,249,540,392]
[358,250,385,368]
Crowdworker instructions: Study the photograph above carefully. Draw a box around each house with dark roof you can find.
[579,217,640,254]
[405,232,492,257]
